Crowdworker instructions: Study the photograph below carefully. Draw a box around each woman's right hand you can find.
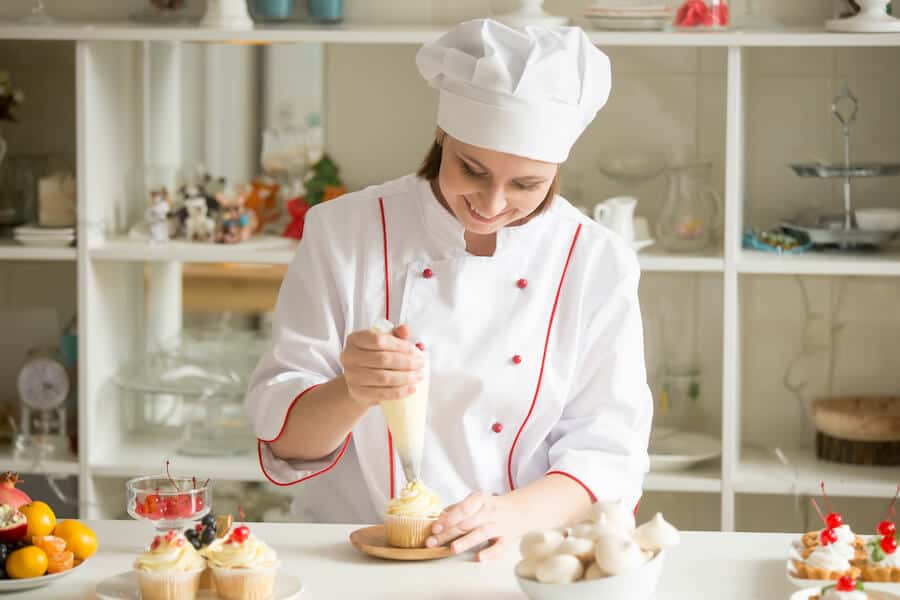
[340,324,425,408]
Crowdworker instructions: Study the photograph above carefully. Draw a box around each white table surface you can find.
[11,521,802,599]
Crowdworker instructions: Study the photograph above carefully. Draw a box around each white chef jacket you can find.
[246,174,652,524]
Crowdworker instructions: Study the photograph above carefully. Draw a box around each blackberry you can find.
[201,514,216,528]
[200,527,216,546]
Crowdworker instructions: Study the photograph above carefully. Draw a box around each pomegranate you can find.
[0,504,27,542]
[0,473,31,510]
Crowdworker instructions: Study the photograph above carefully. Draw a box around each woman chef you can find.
[246,18,653,561]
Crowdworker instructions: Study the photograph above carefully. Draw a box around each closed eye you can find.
[461,160,488,178]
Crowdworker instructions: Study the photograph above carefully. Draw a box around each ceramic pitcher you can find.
[593,196,636,243]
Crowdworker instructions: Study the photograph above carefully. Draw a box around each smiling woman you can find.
[247,18,652,561]
[417,133,560,256]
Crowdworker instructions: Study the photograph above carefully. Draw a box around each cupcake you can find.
[202,523,279,600]
[133,530,206,600]
[383,480,442,548]
[183,513,232,590]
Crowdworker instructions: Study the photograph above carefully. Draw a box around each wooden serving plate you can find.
[349,525,452,561]
[812,396,900,465]
[812,397,900,442]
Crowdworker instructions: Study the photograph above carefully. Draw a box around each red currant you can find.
[230,525,250,544]
[150,536,161,551]
[878,520,897,537]
[194,495,204,513]
[836,575,856,592]
[820,528,839,546]
[825,513,844,529]
[881,535,898,555]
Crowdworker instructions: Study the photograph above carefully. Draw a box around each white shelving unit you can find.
[0,240,77,261]
[3,22,899,528]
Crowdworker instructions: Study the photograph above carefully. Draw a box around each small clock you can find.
[17,351,70,411]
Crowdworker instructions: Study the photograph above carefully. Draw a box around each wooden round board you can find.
[350,525,452,561]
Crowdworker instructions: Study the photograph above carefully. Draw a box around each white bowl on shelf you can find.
[516,550,666,600]
[855,208,900,232]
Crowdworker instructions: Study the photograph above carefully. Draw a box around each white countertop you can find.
[16,522,800,599]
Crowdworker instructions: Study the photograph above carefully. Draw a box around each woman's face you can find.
[437,134,558,235]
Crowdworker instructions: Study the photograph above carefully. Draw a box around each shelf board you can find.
[2,22,900,47]
[738,248,900,277]
[734,445,899,499]
[90,441,263,482]
[0,240,77,261]
[0,449,80,476]
[645,464,722,493]
[90,236,295,265]
[638,248,724,273]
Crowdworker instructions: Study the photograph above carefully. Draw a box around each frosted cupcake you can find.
[384,480,442,548]
[134,530,206,600]
[202,523,279,600]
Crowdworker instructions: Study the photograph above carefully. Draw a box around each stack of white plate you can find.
[13,224,76,247]
[584,2,672,30]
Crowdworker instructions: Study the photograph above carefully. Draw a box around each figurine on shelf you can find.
[303,154,346,206]
[147,187,173,243]
[0,71,25,122]
[245,179,281,233]
[282,195,309,240]
[184,195,216,242]
[215,185,257,244]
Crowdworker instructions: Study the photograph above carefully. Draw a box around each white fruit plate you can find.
[96,570,303,599]
[0,558,89,592]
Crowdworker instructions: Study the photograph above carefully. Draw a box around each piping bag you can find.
[371,318,429,483]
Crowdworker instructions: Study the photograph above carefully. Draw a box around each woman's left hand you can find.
[425,492,520,561]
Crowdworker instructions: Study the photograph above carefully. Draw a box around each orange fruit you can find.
[20,501,56,540]
[32,535,66,554]
[46,550,74,574]
[53,521,97,561]
[6,546,48,579]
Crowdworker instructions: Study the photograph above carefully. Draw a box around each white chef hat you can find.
[416,18,611,164]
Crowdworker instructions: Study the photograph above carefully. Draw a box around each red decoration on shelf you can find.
[282,197,310,240]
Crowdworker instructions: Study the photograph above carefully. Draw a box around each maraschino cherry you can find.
[835,575,857,592]
[877,485,899,539]
[820,482,844,531]
[881,535,898,555]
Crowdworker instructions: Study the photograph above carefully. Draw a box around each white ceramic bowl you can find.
[516,550,665,600]
[856,208,900,231]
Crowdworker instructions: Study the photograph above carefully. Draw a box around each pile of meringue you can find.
[516,500,680,584]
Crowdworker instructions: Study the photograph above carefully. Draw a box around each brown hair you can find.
[417,141,559,215]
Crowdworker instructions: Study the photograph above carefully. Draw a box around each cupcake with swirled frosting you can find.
[134,530,206,600]
[384,480,443,548]
[202,523,279,600]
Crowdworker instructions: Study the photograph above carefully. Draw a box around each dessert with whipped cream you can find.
[810,575,869,600]
[202,523,279,600]
[134,530,206,600]
[515,504,680,585]
[860,488,899,582]
[794,486,867,581]
[801,484,865,565]
[383,479,443,548]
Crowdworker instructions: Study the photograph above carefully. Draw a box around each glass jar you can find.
[674,0,730,29]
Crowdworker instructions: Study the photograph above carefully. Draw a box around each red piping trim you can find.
[507,224,582,492]
[634,499,641,517]
[546,470,597,503]
[258,434,352,487]
[379,197,396,500]
[256,384,352,487]
[258,384,322,443]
